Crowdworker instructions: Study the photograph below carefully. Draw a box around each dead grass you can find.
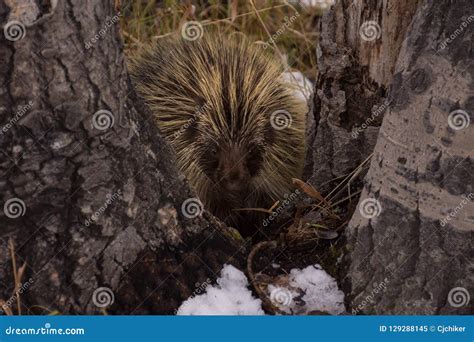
[119,0,323,79]
[0,239,25,315]
[1,239,61,315]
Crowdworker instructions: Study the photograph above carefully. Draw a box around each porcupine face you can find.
[198,138,265,198]
[188,95,272,205]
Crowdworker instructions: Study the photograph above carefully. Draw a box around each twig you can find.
[327,153,373,202]
[249,0,285,61]
[8,239,21,315]
[246,240,285,315]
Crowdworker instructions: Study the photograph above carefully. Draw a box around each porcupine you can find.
[130,32,307,236]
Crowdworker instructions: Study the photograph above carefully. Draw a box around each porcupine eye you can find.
[199,145,220,180]
[246,145,263,177]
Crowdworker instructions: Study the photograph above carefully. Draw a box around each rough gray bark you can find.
[0,0,245,314]
[304,0,422,191]
[345,0,473,314]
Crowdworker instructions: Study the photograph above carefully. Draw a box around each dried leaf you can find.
[315,230,338,240]
[292,178,328,204]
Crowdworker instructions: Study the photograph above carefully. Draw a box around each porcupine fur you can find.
[130,32,307,236]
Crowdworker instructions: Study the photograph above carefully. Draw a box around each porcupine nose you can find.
[223,169,244,191]
[225,170,242,190]
[219,146,249,192]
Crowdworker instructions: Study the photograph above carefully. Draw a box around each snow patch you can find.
[268,264,345,315]
[282,71,313,102]
[176,264,264,315]
[177,264,345,316]
[289,264,345,315]
[292,0,336,10]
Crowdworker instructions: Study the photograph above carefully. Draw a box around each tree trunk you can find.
[345,0,473,314]
[0,0,245,314]
[308,0,473,314]
[304,0,422,190]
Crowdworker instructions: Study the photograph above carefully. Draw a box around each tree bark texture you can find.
[304,0,422,191]
[345,0,473,314]
[0,0,245,314]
